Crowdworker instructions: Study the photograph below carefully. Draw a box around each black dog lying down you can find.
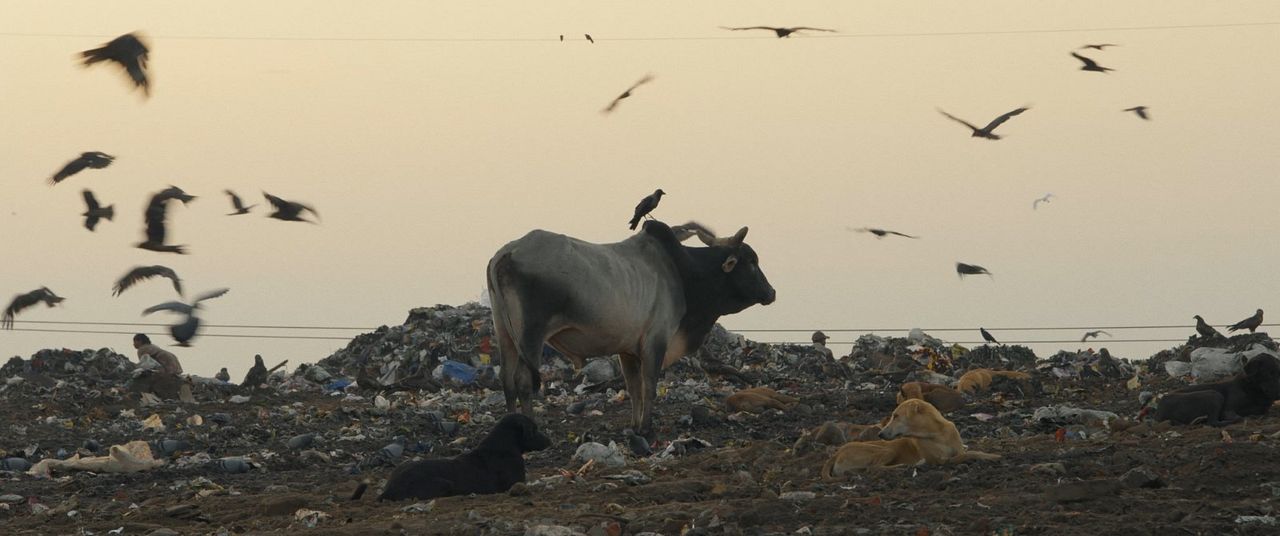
[351,413,551,501]
[1155,353,1280,426]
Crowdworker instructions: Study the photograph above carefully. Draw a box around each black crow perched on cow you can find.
[1155,353,1280,426]
[2,287,65,330]
[51,152,114,185]
[351,413,550,501]
[628,189,665,230]
[488,219,775,438]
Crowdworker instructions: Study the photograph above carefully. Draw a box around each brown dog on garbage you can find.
[956,369,1032,395]
[1154,353,1280,426]
[897,382,967,413]
[793,421,881,453]
[726,386,799,413]
[821,399,1000,478]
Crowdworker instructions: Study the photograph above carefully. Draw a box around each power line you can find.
[761,339,1189,345]
[5,327,351,341]
[12,319,374,330]
[0,21,1276,44]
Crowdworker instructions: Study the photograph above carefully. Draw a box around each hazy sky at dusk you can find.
[3,2,1279,378]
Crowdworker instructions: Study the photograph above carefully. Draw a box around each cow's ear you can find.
[721,255,738,273]
[728,226,749,247]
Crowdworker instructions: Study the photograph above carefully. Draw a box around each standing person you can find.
[812,331,834,360]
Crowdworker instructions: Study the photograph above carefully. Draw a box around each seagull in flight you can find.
[848,227,918,239]
[1123,106,1149,120]
[1033,193,1054,210]
[1071,52,1113,73]
[938,107,1029,140]
[1079,44,1119,50]
[602,74,655,114]
[1081,330,1111,342]
[719,26,837,38]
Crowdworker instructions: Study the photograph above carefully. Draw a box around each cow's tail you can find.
[488,252,542,395]
[820,454,840,481]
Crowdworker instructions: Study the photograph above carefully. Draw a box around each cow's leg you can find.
[513,326,546,417]
[618,353,644,431]
[636,341,668,440]
[495,326,520,414]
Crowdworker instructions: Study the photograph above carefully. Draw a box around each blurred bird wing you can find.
[937,109,980,131]
[114,265,172,296]
[143,301,192,316]
[194,288,230,304]
[52,157,89,184]
[82,190,101,211]
[887,230,918,238]
[1071,52,1100,68]
[791,27,837,32]
[263,192,288,210]
[225,190,246,210]
[625,74,655,93]
[143,195,170,244]
[720,26,777,31]
[983,107,1029,131]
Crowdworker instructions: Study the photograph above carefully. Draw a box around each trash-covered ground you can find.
[3,305,1280,535]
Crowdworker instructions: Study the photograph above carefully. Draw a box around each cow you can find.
[486,220,776,437]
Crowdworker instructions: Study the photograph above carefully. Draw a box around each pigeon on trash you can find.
[602,74,655,114]
[80,32,151,96]
[719,26,837,38]
[938,106,1029,140]
[3,287,65,329]
[624,429,652,457]
[628,189,665,230]
[1194,315,1222,339]
[52,152,114,185]
[1228,309,1264,333]
[81,190,115,231]
[215,367,231,382]
[1071,51,1113,73]
[1081,330,1111,342]
[137,186,195,254]
[956,262,993,279]
[980,328,1000,345]
[112,265,183,297]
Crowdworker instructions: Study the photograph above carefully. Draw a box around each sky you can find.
[2,1,1279,379]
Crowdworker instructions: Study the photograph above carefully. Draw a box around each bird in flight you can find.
[2,287,65,330]
[1193,315,1222,339]
[1228,309,1264,334]
[50,152,114,185]
[143,288,230,347]
[263,192,320,223]
[585,34,594,43]
[138,186,195,254]
[81,189,114,231]
[1123,106,1149,120]
[1079,43,1119,50]
[956,262,993,279]
[602,74,655,114]
[629,189,666,230]
[1033,193,1054,210]
[113,265,183,297]
[979,327,1000,345]
[719,26,837,38]
[937,107,1029,140]
[848,227,918,239]
[224,190,256,215]
[1071,52,1113,73]
[1080,330,1111,342]
[80,32,151,96]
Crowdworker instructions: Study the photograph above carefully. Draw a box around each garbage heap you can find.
[0,348,137,385]
[1037,348,1134,380]
[842,329,1038,379]
[1144,331,1278,382]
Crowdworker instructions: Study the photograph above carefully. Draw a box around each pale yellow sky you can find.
[3,2,1279,378]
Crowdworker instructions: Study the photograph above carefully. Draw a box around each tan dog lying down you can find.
[793,421,881,452]
[896,382,966,413]
[822,399,1000,478]
[726,386,799,413]
[956,369,1032,395]
[28,440,164,477]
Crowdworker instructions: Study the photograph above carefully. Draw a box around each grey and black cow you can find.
[487,220,776,437]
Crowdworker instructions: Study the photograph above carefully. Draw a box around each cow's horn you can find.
[729,226,748,246]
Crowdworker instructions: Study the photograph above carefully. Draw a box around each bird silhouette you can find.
[956,262,993,279]
[585,34,594,43]
[113,265,183,297]
[3,287,65,330]
[938,107,1029,140]
[81,189,114,231]
[602,74,655,114]
[1033,193,1054,210]
[215,368,231,382]
[1079,43,1119,50]
[1081,330,1111,342]
[143,288,230,347]
[263,192,319,223]
[1124,106,1149,120]
[849,227,918,239]
[1193,315,1222,339]
[1228,309,1264,334]
[224,190,256,215]
[980,327,1000,345]
[719,26,837,38]
[628,189,665,230]
[80,32,151,96]
[1071,52,1113,73]
[137,186,195,254]
[51,152,114,185]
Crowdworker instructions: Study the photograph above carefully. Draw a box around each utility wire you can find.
[5,327,351,341]
[0,21,1276,43]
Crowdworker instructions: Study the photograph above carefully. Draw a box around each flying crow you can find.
[849,227,918,239]
[81,189,114,231]
[956,262,993,279]
[602,74,655,114]
[1033,193,1054,210]
[225,190,256,215]
[719,26,837,38]
[113,265,183,297]
[2,287,65,330]
[938,107,1029,140]
[263,192,319,223]
[143,288,229,347]
[138,186,195,254]
[51,152,114,185]
[80,32,151,96]
[1071,52,1113,73]
[1081,330,1111,342]
[628,189,665,230]
[1124,106,1149,120]
[585,34,594,43]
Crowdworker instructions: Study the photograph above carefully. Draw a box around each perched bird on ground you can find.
[81,189,114,231]
[1079,43,1119,50]
[50,152,114,185]
[849,227,918,239]
[215,367,231,382]
[1194,315,1222,339]
[956,262,993,279]
[242,355,269,387]
[624,429,652,457]
[80,32,151,96]
[938,107,1029,140]
[263,192,319,223]
[2,287,65,329]
[1228,309,1264,333]
[602,74,655,114]
[980,328,1000,345]
[1081,330,1111,342]
[137,186,195,254]
[112,265,183,297]
[628,189,665,230]
[719,26,837,38]
[585,34,594,43]
[142,288,229,346]
[224,190,255,215]
[1124,106,1149,120]
[1071,52,1113,73]
[1033,193,1054,210]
